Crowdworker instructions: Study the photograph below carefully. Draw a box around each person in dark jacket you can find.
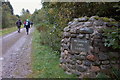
[25,19,31,35]
[16,19,22,33]
[30,21,33,27]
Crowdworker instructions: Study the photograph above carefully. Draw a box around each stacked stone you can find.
[60,16,120,78]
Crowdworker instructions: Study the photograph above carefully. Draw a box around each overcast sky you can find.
[9,0,42,15]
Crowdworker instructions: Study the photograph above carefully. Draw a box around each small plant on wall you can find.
[96,67,120,79]
[103,26,120,50]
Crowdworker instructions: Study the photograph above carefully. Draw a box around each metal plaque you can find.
[70,38,89,53]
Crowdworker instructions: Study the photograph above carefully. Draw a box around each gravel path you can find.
[0,27,34,78]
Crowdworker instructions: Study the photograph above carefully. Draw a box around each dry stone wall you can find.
[60,16,120,78]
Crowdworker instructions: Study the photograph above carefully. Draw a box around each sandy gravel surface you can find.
[0,27,34,78]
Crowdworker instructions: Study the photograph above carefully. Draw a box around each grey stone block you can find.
[70,34,77,38]
[98,53,109,60]
[60,59,66,63]
[70,28,77,33]
[72,71,81,76]
[77,34,85,38]
[93,33,102,39]
[79,27,94,34]
[84,22,93,27]
[101,61,109,65]
[93,61,101,66]
[110,60,116,64]
[64,27,70,32]
[75,55,86,60]
[83,60,92,66]
[89,16,99,21]
[76,65,87,72]
[78,17,88,22]
[76,60,82,65]
[100,65,111,70]
[63,32,70,38]
[93,20,104,26]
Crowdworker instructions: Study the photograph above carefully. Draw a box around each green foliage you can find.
[20,8,31,22]
[111,68,120,79]
[39,27,61,52]
[0,26,17,36]
[94,16,115,22]
[0,7,2,29]
[28,29,76,78]
[96,73,110,78]
[103,27,120,49]
[31,8,47,24]
[35,22,61,52]
[102,17,111,22]
[113,2,120,19]
[0,26,1,29]
[2,1,13,15]
[96,68,120,79]
[31,2,120,52]
[2,1,17,28]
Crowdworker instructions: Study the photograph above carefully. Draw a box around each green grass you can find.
[0,25,24,36]
[28,29,76,78]
[0,27,17,36]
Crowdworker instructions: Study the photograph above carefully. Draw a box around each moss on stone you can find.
[102,17,111,22]
[94,16,100,20]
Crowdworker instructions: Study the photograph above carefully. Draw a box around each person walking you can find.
[16,19,22,33]
[25,19,31,35]
[30,21,33,27]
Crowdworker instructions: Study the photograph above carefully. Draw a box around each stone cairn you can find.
[60,16,120,78]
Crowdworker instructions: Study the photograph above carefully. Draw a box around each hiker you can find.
[30,21,33,27]
[25,19,31,35]
[16,19,22,33]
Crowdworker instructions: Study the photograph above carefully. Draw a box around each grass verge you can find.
[0,25,24,36]
[28,28,76,78]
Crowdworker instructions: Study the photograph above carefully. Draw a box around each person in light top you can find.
[25,19,31,35]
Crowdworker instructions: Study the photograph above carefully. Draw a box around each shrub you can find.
[39,30,61,52]
[96,73,110,78]
[36,22,61,53]
[103,26,120,49]
[96,68,120,79]
[35,23,47,31]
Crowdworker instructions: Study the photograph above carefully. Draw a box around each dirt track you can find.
[0,27,34,78]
